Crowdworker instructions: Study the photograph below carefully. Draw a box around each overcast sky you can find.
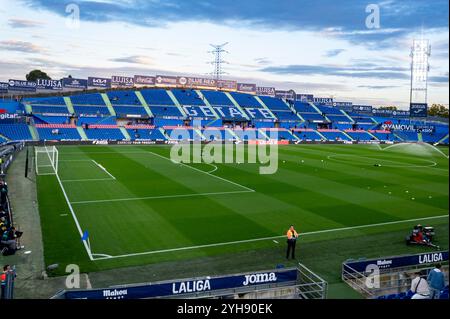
[0,0,448,109]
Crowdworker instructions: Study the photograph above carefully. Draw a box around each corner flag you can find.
[81,230,89,241]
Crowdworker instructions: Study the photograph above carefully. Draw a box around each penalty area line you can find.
[147,151,255,192]
[92,160,116,180]
[90,214,448,261]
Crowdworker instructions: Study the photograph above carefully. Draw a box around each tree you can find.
[378,106,398,110]
[26,70,51,81]
[428,104,449,118]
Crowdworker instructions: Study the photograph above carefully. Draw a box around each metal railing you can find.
[296,263,328,299]
[342,262,449,299]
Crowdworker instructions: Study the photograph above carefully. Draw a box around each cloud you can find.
[429,75,449,83]
[358,85,399,90]
[254,57,272,65]
[8,18,44,28]
[324,49,345,57]
[20,0,449,49]
[260,63,410,80]
[0,40,44,53]
[109,55,152,65]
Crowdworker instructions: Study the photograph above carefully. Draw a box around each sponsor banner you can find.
[343,251,448,274]
[248,140,289,145]
[381,123,414,131]
[296,94,314,102]
[88,77,111,88]
[352,105,373,114]
[372,109,410,118]
[36,79,63,91]
[217,79,237,90]
[0,113,20,121]
[333,101,352,107]
[177,76,216,88]
[0,82,9,93]
[155,75,178,86]
[414,124,435,133]
[8,79,37,92]
[62,268,298,299]
[111,75,134,87]
[410,103,428,117]
[133,75,155,86]
[256,86,276,97]
[313,97,333,105]
[62,78,87,89]
[237,83,257,94]
[275,90,296,100]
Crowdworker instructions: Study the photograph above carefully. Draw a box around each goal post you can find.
[35,146,59,175]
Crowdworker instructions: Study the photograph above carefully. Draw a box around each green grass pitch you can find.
[36,143,449,275]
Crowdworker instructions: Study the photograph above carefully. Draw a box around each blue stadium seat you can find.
[107,91,141,106]
[36,128,81,140]
[172,89,205,106]
[84,128,125,140]
[230,92,262,108]
[0,124,33,140]
[201,90,234,106]
[141,89,175,106]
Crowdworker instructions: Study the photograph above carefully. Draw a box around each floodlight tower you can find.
[410,38,431,106]
[209,42,229,82]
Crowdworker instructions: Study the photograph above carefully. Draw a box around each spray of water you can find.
[374,142,449,159]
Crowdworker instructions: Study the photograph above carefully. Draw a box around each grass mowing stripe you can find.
[71,190,254,205]
[91,214,449,260]
[91,160,117,180]
[146,150,256,192]
[42,147,94,260]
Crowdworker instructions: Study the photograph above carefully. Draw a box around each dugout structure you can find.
[53,263,327,299]
[342,251,449,298]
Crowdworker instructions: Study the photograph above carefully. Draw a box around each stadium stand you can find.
[77,116,116,125]
[292,129,323,141]
[0,124,32,140]
[345,130,375,141]
[318,129,352,141]
[395,131,419,142]
[376,285,448,300]
[70,93,110,116]
[35,124,81,140]
[33,115,70,124]
[368,130,400,142]
[125,125,166,141]
[172,89,205,106]
[164,126,203,140]
[0,88,448,145]
[229,92,261,108]
[83,125,125,140]
[259,96,298,121]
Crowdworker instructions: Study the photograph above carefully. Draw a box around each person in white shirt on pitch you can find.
[411,271,430,299]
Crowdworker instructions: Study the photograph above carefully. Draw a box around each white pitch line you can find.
[91,214,449,261]
[206,163,218,174]
[43,147,94,261]
[71,190,254,205]
[148,151,255,192]
[92,160,116,180]
[62,178,115,183]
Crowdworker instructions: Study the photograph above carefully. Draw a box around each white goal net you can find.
[35,146,59,175]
